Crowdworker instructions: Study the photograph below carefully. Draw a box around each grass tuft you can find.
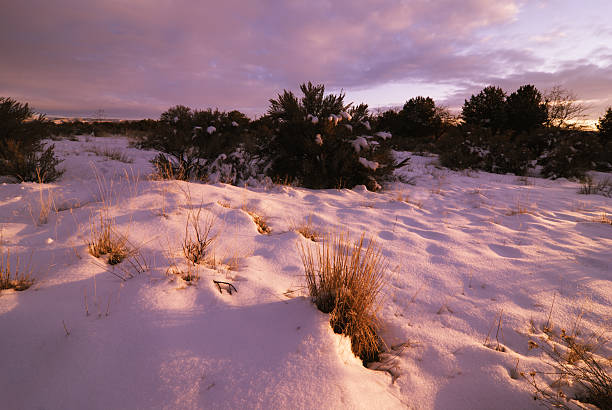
[525,333,611,409]
[87,210,129,265]
[290,214,321,241]
[579,177,612,197]
[0,248,34,291]
[182,207,216,264]
[242,206,271,234]
[86,146,133,163]
[299,232,386,365]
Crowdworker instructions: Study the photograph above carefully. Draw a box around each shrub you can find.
[265,82,398,190]
[182,207,216,264]
[0,97,63,182]
[526,332,611,409]
[146,106,251,180]
[299,233,386,364]
[539,129,603,179]
[579,177,612,197]
[437,126,533,175]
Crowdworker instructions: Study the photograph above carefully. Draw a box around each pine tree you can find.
[461,86,507,131]
[265,82,397,190]
[505,84,547,132]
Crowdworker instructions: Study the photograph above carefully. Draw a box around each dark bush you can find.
[437,126,532,175]
[265,82,399,190]
[0,97,63,182]
[539,129,604,179]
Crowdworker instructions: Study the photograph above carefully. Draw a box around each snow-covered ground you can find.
[1,135,610,409]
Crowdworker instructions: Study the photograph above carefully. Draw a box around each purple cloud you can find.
[0,0,610,119]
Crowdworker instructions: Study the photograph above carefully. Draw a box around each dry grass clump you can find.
[87,210,129,265]
[290,215,321,241]
[243,207,271,234]
[299,233,386,364]
[506,197,533,216]
[525,332,611,409]
[182,207,216,264]
[167,263,200,284]
[86,146,133,163]
[0,248,34,291]
[579,177,612,197]
[394,192,423,209]
[217,200,231,208]
[592,213,612,225]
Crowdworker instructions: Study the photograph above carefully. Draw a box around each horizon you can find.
[2,1,611,120]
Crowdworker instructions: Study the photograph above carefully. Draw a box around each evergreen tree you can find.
[266,82,397,190]
[398,96,441,137]
[461,86,507,131]
[597,107,612,141]
[505,84,547,132]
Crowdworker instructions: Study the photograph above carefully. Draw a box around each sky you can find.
[1,0,611,120]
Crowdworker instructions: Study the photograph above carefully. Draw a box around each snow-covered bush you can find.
[265,82,397,190]
[205,146,265,185]
[438,127,533,175]
[539,129,606,179]
[147,106,250,180]
[0,97,63,182]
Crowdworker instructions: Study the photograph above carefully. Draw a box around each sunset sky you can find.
[1,0,611,119]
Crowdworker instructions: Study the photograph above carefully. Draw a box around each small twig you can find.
[495,309,504,351]
[409,284,424,304]
[544,292,556,332]
[84,289,89,316]
[62,320,70,336]
[213,280,237,295]
[105,293,112,316]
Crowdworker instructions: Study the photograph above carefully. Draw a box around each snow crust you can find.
[1,136,611,409]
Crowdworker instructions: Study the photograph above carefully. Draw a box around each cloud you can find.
[1,0,610,119]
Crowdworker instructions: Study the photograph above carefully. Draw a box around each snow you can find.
[375,131,392,140]
[340,111,352,121]
[358,157,379,170]
[1,136,611,409]
[351,137,369,153]
[207,126,217,134]
[306,114,319,124]
[328,114,340,125]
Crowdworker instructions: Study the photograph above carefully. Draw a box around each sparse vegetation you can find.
[86,146,133,163]
[87,210,129,265]
[299,233,386,365]
[243,206,271,234]
[525,332,611,409]
[182,207,216,264]
[290,215,321,241]
[579,177,612,197]
[0,248,34,291]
